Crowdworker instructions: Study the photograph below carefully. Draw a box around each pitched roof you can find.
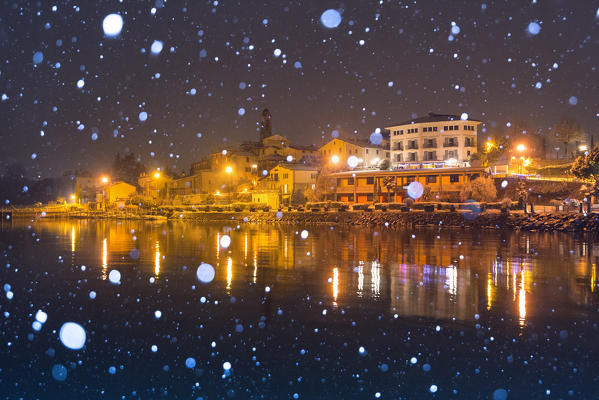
[385,112,482,128]
[272,163,318,171]
[323,137,386,149]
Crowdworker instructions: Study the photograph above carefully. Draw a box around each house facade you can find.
[385,113,482,169]
[319,138,390,170]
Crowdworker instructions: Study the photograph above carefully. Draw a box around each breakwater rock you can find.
[183,211,599,233]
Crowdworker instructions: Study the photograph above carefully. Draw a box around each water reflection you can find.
[154,241,160,276]
[3,219,598,325]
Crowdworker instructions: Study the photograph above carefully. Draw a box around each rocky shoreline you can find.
[184,210,599,233]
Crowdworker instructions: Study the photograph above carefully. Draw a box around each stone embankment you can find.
[186,210,599,233]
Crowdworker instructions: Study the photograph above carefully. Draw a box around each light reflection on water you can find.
[4,219,599,325]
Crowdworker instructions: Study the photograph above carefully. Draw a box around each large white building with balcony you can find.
[385,113,482,169]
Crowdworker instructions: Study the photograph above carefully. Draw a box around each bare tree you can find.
[554,117,586,157]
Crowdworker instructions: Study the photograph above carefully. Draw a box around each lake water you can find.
[1,219,598,398]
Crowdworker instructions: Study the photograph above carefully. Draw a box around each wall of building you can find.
[328,168,485,203]
[319,138,389,169]
[387,120,480,168]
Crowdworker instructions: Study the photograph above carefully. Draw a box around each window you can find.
[347,178,354,185]
[426,176,437,183]
[283,184,288,193]
[433,126,438,131]
[450,175,459,183]
[283,173,289,179]
[366,149,369,154]
[376,150,379,155]
[406,176,415,183]
[443,126,448,131]
[366,177,374,184]
[366,193,373,201]
[273,174,279,181]
[424,151,436,161]
[454,125,458,130]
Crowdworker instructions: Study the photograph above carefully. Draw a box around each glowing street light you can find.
[101,176,109,184]
[225,165,233,174]
[70,194,76,203]
[153,171,161,179]
[484,141,496,153]
[579,145,588,152]
[516,144,526,153]
[331,155,340,164]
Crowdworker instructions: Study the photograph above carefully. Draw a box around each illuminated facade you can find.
[386,113,482,169]
[319,137,390,169]
[261,164,319,204]
[326,167,487,203]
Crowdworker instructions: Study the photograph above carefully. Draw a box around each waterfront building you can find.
[385,113,482,169]
[103,181,137,203]
[319,137,390,170]
[325,167,487,203]
[260,164,319,204]
[166,170,222,199]
[138,172,172,200]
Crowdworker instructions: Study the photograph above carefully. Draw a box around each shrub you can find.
[461,176,497,202]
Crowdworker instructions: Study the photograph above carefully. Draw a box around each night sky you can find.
[1,0,597,177]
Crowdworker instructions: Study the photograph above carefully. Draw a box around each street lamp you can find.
[153,171,161,179]
[99,176,110,210]
[515,145,527,174]
[225,166,234,200]
[484,141,495,153]
[331,155,340,164]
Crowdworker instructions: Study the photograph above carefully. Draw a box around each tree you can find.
[382,176,402,202]
[571,147,599,198]
[460,176,497,202]
[554,117,586,157]
[378,159,391,170]
[305,167,335,202]
[112,153,146,185]
[421,185,435,201]
[291,189,306,205]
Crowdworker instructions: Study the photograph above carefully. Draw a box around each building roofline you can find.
[328,167,488,177]
[384,112,482,128]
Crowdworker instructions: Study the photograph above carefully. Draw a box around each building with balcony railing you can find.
[386,113,481,169]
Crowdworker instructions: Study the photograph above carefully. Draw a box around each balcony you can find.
[423,142,437,149]
[407,143,418,150]
[392,144,404,151]
[443,142,458,147]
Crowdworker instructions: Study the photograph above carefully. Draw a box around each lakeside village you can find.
[5,109,599,224]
